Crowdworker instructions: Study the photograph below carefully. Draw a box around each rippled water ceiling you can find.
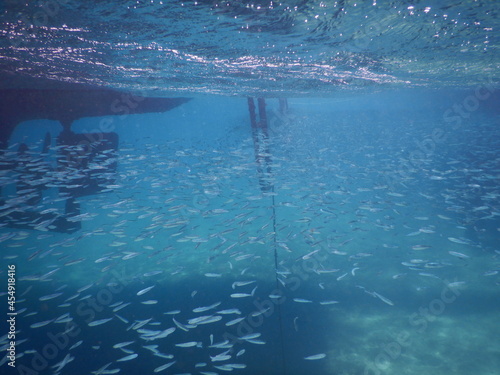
[0,1,498,95]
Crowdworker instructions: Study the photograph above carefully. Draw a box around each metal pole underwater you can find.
[248,97,287,375]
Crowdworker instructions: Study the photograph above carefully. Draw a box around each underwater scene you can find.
[0,1,499,375]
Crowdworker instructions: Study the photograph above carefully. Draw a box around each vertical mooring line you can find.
[271,191,287,375]
[248,97,287,374]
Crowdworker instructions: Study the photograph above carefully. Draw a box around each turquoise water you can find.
[1,1,499,375]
